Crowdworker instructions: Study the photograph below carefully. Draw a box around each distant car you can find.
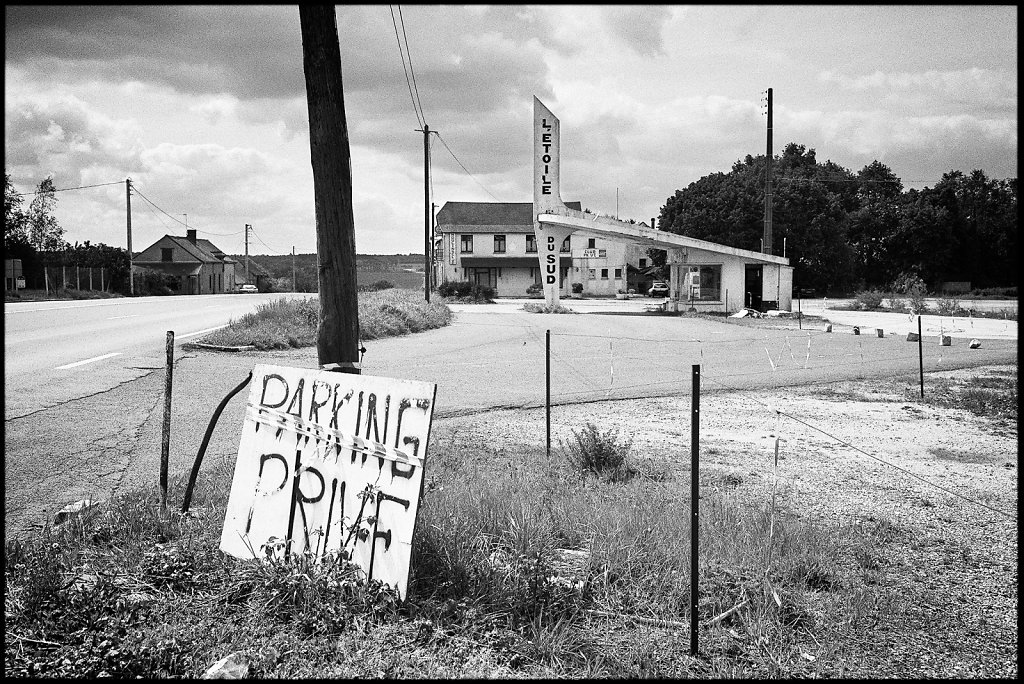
[237,284,258,293]
[648,281,669,297]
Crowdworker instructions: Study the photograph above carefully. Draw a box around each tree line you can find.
[5,171,131,292]
[655,144,1017,295]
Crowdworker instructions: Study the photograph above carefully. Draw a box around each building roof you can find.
[436,201,582,227]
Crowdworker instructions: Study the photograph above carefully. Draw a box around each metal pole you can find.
[160,331,174,511]
[918,315,924,399]
[690,363,700,656]
[546,329,551,459]
[798,293,802,329]
[763,87,773,255]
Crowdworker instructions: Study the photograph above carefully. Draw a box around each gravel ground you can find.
[427,364,1018,678]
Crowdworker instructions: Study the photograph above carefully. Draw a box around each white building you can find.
[434,201,657,298]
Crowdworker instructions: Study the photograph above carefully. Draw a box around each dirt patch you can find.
[429,363,1018,677]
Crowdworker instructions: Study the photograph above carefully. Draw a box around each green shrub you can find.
[934,296,963,316]
[571,283,583,294]
[437,280,494,302]
[522,303,575,314]
[891,272,928,313]
[561,422,636,483]
[358,279,395,292]
[854,290,883,310]
[526,282,544,298]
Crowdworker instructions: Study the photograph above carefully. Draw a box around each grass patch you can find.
[521,302,577,314]
[917,371,1018,420]
[5,288,124,302]
[193,290,453,350]
[7,430,895,677]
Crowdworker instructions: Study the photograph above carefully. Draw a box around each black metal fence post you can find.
[690,363,700,656]
[546,329,551,459]
[160,331,174,511]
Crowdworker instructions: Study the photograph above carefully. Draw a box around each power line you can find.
[16,180,123,196]
[389,4,423,129]
[130,183,242,237]
[435,133,502,202]
[397,5,426,123]
[249,227,282,255]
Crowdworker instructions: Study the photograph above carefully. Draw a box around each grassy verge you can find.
[6,426,892,677]
[193,289,453,350]
[5,288,124,302]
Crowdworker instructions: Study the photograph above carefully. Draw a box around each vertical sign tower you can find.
[533,97,575,308]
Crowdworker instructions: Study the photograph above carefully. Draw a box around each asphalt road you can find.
[3,292,306,420]
[4,297,1017,537]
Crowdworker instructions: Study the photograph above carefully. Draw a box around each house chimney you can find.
[187,229,197,244]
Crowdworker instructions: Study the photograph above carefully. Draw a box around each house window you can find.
[560,237,570,253]
[587,238,596,249]
[494,234,506,253]
[614,268,622,279]
[686,264,724,302]
[598,249,607,258]
[639,258,647,268]
[526,234,538,253]
[460,234,473,253]
[601,268,608,279]
[588,269,596,280]
[161,248,173,262]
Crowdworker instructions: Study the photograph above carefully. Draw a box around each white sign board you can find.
[220,364,437,599]
[580,248,599,259]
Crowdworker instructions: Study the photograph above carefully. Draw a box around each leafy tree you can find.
[27,176,67,252]
[4,172,31,251]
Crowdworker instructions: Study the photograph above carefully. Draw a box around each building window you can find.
[526,234,538,253]
[161,248,173,262]
[587,238,596,249]
[588,268,596,280]
[560,236,570,253]
[601,268,609,279]
[686,264,724,302]
[614,268,622,279]
[460,234,473,253]
[598,249,607,257]
[639,258,647,268]
[493,234,506,253]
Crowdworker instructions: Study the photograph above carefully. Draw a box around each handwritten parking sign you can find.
[220,364,436,599]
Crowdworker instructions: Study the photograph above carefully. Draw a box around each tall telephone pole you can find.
[292,246,297,292]
[244,223,250,283]
[126,178,134,295]
[300,5,361,372]
[763,87,773,255]
[419,124,433,302]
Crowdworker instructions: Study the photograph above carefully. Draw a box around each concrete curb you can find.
[187,342,257,352]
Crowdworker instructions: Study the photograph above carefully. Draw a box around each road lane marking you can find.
[176,325,229,340]
[107,314,142,320]
[55,352,121,370]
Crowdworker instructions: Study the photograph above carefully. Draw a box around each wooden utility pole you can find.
[421,124,431,302]
[244,223,250,284]
[126,178,134,295]
[292,246,297,292]
[300,6,361,372]
[763,87,773,255]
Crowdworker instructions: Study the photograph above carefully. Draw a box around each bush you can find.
[358,279,395,292]
[522,303,576,314]
[526,282,544,298]
[571,283,583,294]
[934,296,963,317]
[561,422,636,483]
[437,280,494,302]
[891,272,928,313]
[854,290,884,310]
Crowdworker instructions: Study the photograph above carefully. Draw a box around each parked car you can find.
[237,284,258,293]
[648,281,669,297]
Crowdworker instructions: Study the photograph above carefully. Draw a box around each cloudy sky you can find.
[5,5,1017,256]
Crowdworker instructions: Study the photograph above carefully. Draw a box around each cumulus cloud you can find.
[818,68,1017,113]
